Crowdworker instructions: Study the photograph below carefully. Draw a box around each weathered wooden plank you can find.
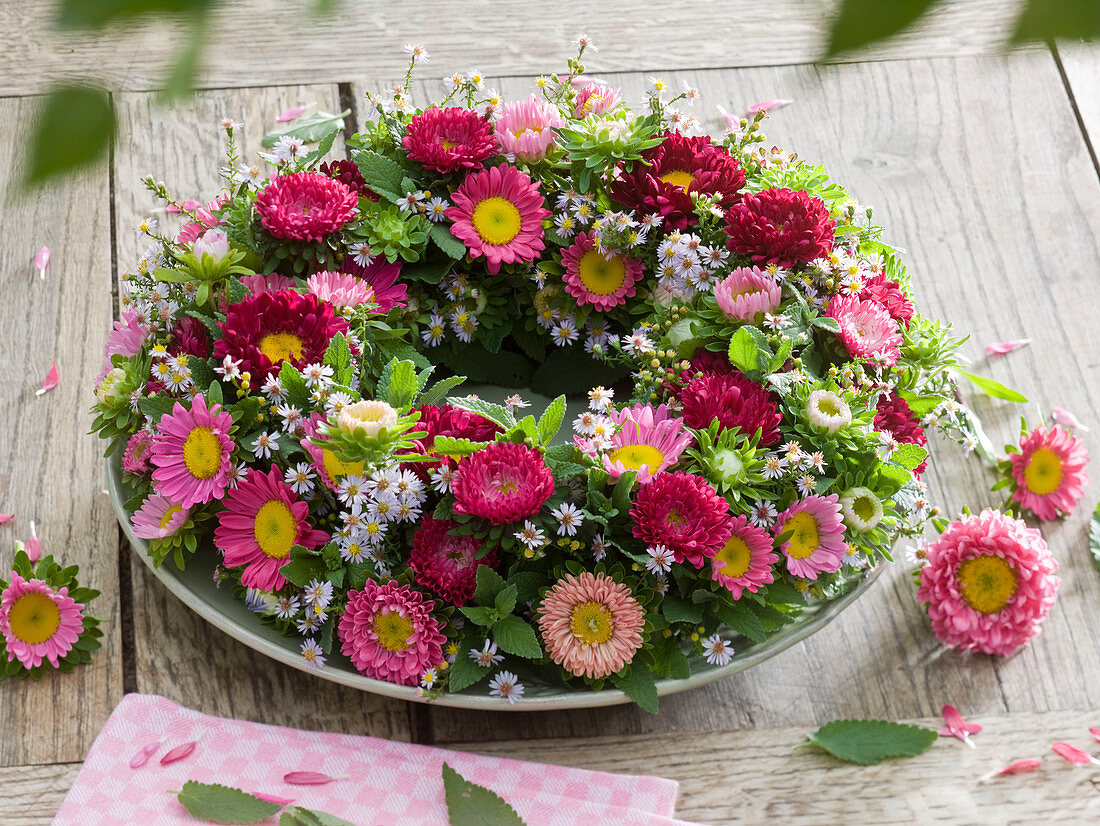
[1055,43,1100,174]
[0,0,1031,97]
[0,762,80,825]
[0,97,123,766]
[114,85,412,741]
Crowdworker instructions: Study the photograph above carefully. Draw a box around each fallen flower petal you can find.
[276,105,307,123]
[36,362,60,396]
[747,98,792,114]
[34,246,50,278]
[283,771,346,785]
[980,758,1042,781]
[0,513,12,525]
[984,339,1031,356]
[1091,727,1100,743]
[129,741,162,769]
[1051,741,1100,765]
[160,741,197,766]
[939,705,982,747]
[1052,407,1089,432]
[253,792,295,805]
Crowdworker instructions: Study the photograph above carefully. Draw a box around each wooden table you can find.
[3,2,1100,822]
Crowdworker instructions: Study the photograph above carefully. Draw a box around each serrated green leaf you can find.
[261,110,349,148]
[891,443,928,471]
[447,396,517,430]
[285,807,357,826]
[175,781,282,824]
[353,149,405,200]
[536,395,567,445]
[429,222,467,259]
[493,584,518,617]
[442,763,527,826]
[447,641,490,692]
[611,665,659,714]
[472,565,507,606]
[459,606,497,627]
[661,596,703,625]
[805,719,938,765]
[727,326,762,374]
[419,374,466,407]
[384,359,419,410]
[713,601,767,644]
[955,368,1027,403]
[810,315,842,335]
[277,549,325,588]
[491,614,542,658]
[323,332,353,386]
[433,436,488,457]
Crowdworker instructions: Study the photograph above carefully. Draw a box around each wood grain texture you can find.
[0,763,80,826]
[0,0,1031,97]
[0,97,123,766]
[1055,43,1100,174]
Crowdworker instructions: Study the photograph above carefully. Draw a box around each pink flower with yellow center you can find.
[537,572,644,679]
[149,394,234,508]
[0,573,84,669]
[494,94,564,162]
[131,493,190,541]
[1009,425,1088,521]
[917,509,1060,656]
[602,403,693,482]
[444,164,550,275]
[571,81,621,118]
[452,442,555,525]
[710,515,778,599]
[713,266,782,322]
[213,467,328,592]
[774,494,846,580]
[300,413,367,492]
[825,294,903,367]
[561,232,644,311]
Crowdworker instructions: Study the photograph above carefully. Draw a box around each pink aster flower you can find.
[254,172,358,243]
[602,403,693,482]
[149,394,234,508]
[213,467,328,592]
[1009,425,1088,521]
[122,430,153,475]
[403,107,496,173]
[409,516,498,606]
[537,572,644,679]
[917,509,1060,656]
[130,493,190,541]
[713,266,782,322]
[342,258,408,312]
[452,442,555,525]
[571,80,621,118]
[176,196,227,246]
[710,515,778,599]
[630,471,734,568]
[239,273,297,296]
[0,573,84,669]
[105,307,150,361]
[826,294,903,367]
[444,164,550,275]
[300,413,367,492]
[774,494,846,580]
[306,271,375,309]
[338,579,446,686]
[494,94,564,162]
[561,231,644,311]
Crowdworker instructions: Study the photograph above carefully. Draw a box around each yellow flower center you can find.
[321,448,365,482]
[159,504,184,530]
[259,331,304,364]
[958,555,1018,614]
[851,496,877,521]
[1024,447,1064,496]
[514,126,545,137]
[471,196,522,246]
[252,500,297,559]
[577,250,626,296]
[570,600,614,645]
[715,535,753,578]
[9,592,61,645]
[182,426,223,480]
[784,511,820,559]
[816,397,843,417]
[441,139,459,150]
[659,169,695,191]
[608,444,665,474]
[372,609,414,652]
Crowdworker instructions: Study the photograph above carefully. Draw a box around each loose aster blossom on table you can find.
[92,40,985,709]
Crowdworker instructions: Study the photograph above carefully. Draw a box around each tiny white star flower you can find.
[296,613,321,636]
[284,462,315,496]
[274,595,300,619]
[513,520,546,550]
[300,638,326,669]
[551,318,579,347]
[403,43,430,63]
[261,375,285,401]
[796,474,817,496]
[273,135,309,163]
[225,461,247,490]
[337,474,369,509]
[275,403,304,433]
[251,431,278,459]
[301,363,334,389]
[591,532,609,561]
[339,538,367,563]
[488,670,524,704]
[551,503,584,536]
[349,242,374,267]
[587,386,614,411]
[214,354,242,380]
[762,453,788,480]
[303,578,334,609]
[420,667,439,689]
[749,500,778,528]
[702,634,733,666]
[645,544,674,575]
[430,464,456,493]
[470,639,505,668]
[504,394,531,414]
[424,196,449,222]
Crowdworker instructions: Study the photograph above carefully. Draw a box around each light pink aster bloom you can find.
[1009,424,1088,521]
[825,294,903,367]
[105,308,150,361]
[306,271,375,309]
[238,273,297,296]
[571,80,621,118]
[602,403,693,482]
[131,493,190,540]
[494,95,564,162]
[710,514,778,599]
[713,266,782,322]
[0,573,84,669]
[774,493,846,580]
[149,394,234,508]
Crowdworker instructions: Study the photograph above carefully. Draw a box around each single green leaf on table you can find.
[955,368,1028,403]
[24,85,115,188]
[282,808,358,826]
[174,780,282,824]
[442,763,527,826]
[261,110,351,148]
[1089,501,1100,577]
[805,719,938,765]
[56,0,217,28]
[823,0,939,57]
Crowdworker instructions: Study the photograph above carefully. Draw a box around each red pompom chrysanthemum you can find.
[862,272,914,326]
[402,107,496,173]
[679,370,782,446]
[254,172,358,243]
[630,471,734,568]
[409,516,498,606]
[452,442,555,525]
[167,315,210,359]
[875,391,928,476]
[724,187,834,267]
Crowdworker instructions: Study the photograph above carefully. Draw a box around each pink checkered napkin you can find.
[53,693,699,826]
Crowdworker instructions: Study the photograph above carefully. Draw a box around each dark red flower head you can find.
[409,515,499,606]
[405,403,502,480]
[403,107,496,174]
[630,471,733,568]
[724,187,834,268]
[875,390,928,476]
[255,172,358,243]
[679,370,782,446]
[167,314,211,359]
[319,159,377,201]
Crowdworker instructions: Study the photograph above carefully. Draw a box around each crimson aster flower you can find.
[254,172,358,242]
[409,515,498,606]
[402,107,496,173]
[724,187,834,267]
[679,370,782,447]
[630,471,734,568]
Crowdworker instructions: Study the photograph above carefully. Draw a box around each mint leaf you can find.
[806,719,938,765]
[472,565,508,607]
[429,222,467,259]
[352,149,404,200]
[448,641,490,692]
[891,443,927,471]
[491,614,542,659]
[955,368,1027,403]
[661,596,703,625]
[261,110,350,148]
[419,374,466,407]
[323,333,353,386]
[536,395,567,445]
[446,396,517,430]
[175,781,282,823]
[611,665,659,714]
[433,436,488,457]
[284,808,358,826]
[727,327,760,374]
[383,359,419,410]
[713,601,767,644]
[442,763,526,826]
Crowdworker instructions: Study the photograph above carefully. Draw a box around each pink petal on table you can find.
[1091,727,1100,743]
[160,741,197,766]
[939,705,982,746]
[1051,742,1100,765]
[129,741,162,769]
[984,338,1030,356]
[36,362,59,396]
[996,758,1042,776]
[276,105,307,123]
[283,771,345,785]
[747,98,792,114]
[34,246,50,278]
[1052,407,1089,432]
[253,792,295,805]
[0,513,12,525]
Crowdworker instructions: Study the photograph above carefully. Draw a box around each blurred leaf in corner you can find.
[24,86,115,188]
[824,0,942,57]
[156,28,206,103]
[1011,0,1100,43]
[56,0,217,29]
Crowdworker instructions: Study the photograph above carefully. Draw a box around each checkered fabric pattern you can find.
[52,694,698,825]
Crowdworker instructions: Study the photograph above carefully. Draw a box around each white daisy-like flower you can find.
[284,462,315,496]
[261,374,285,401]
[749,500,778,528]
[551,318,579,347]
[591,533,609,561]
[214,354,242,380]
[337,474,369,510]
[504,394,530,415]
[367,467,399,496]
[796,474,817,496]
[904,543,928,567]
[430,464,456,493]
[422,313,446,347]
[349,242,374,267]
[470,639,505,668]
[301,363,334,389]
[806,390,852,434]
[273,135,309,163]
[513,520,546,550]
[403,43,430,63]
[424,196,449,222]
[339,538,367,563]
[622,331,655,356]
[225,461,248,490]
[587,386,614,411]
[367,494,399,524]
[303,578,334,610]
[324,391,355,418]
[761,453,788,480]
[488,670,524,704]
[551,503,583,536]
[296,613,321,636]
[702,634,734,666]
[573,410,598,436]
[554,212,577,237]
[275,403,304,433]
[300,638,326,669]
[645,544,674,575]
[398,190,426,212]
[420,667,439,689]
[361,518,388,545]
[251,431,278,459]
[274,595,300,619]
[394,469,426,503]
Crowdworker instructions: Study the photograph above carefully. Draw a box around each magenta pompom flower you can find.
[495,94,564,162]
[724,187,834,267]
[826,294,903,367]
[150,394,234,508]
[713,266,782,322]
[630,471,734,568]
[409,516,498,606]
[122,430,153,475]
[602,403,693,482]
[710,515,778,599]
[452,442,555,525]
[254,172,358,242]
[444,164,551,275]
[917,509,1060,656]
[403,107,496,173]
[537,572,645,679]
[774,494,846,580]
[679,370,782,447]
[862,272,914,326]
[561,231,644,311]
[0,573,84,669]
[130,493,190,541]
[1009,425,1088,521]
[338,579,446,686]
[213,467,328,592]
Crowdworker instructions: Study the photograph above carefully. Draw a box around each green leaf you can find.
[491,614,542,658]
[955,368,1028,403]
[805,719,938,765]
[433,436,488,457]
[611,470,637,514]
[353,149,405,200]
[713,601,767,644]
[384,359,419,410]
[536,395,567,445]
[459,606,498,626]
[810,315,843,335]
[57,0,216,28]
[419,374,466,407]
[24,85,115,187]
[323,333,353,386]
[175,780,282,824]
[284,808,357,826]
[447,396,517,430]
[1090,501,1100,578]
[429,222,468,259]
[494,584,518,617]
[877,462,912,496]
[823,0,939,57]
[447,642,490,692]
[661,596,703,625]
[611,665,659,714]
[891,443,928,471]
[1011,0,1100,43]
[301,126,341,168]
[278,549,326,588]
[727,327,762,374]
[261,110,350,148]
[442,763,526,826]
